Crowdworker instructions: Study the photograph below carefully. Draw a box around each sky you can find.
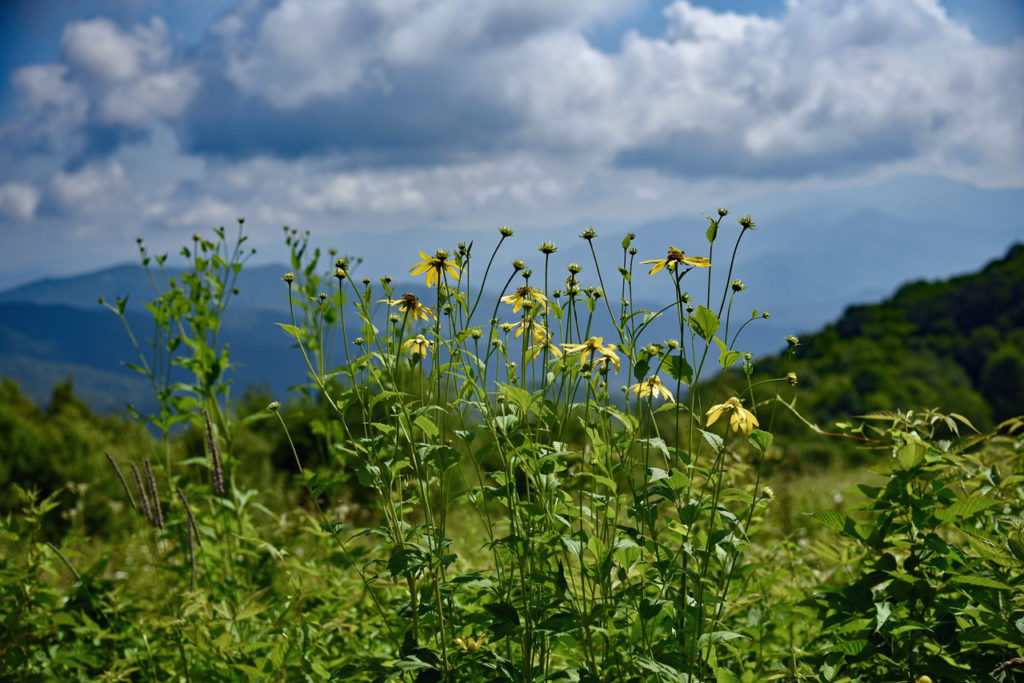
[0,0,1022,291]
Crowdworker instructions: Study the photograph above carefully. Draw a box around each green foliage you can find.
[803,411,1024,682]
[3,222,1022,682]
[0,378,152,536]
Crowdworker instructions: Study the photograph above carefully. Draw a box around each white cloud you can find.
[62,17,171,82]
[175,197,241,228]
[51,162,126,209]
[0,183,42,221]
[11,17,199,136]
[217,0,635,108]
[499,0,1024,183]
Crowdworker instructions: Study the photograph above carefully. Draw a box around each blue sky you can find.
[0,0,1022,289]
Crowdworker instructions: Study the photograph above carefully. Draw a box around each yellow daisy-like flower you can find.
[454,634,488,653]
[705,396,759,435]
[534,338,563,358]
[629,375,675,402]
[512,318,549,344]
[562,336,620,374]
[512,319,563,358]
[378,293,435,322]
[402,334,433,358]
[501,286,548,313]
[409,250,462,288]
[641,246,711,275]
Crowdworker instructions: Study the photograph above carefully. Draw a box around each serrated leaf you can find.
[691,305,720,341]
[832,639,868,655]
[274,322,302,341]
[949,574,1012,590]
[935,496,997,522]
[811,510,850,532]
[667,355,693,385]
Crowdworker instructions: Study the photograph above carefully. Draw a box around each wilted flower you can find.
[379,293,435,322]
[641,246,711,275]
[562,336,620,374]
[629,375,674,402]
[410,250,461,287]
[705,396,759,435]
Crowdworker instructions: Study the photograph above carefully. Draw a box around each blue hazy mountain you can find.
[0,174,1020,412]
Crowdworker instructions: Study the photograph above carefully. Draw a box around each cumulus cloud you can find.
[215,0,633,108]
[6,16,198,161]
[502,0,1024,181]
[51,161,126,210]
[0,183,42,221]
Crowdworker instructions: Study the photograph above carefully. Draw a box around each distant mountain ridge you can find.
[1,175,1022,415]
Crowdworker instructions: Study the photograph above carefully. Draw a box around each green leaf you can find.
[715,668,742,683]
[691,306,720,341]
[667,355,693,385]
[699,428,724,452]
[633,355,650,382]
[898,440,926,469]
[949,574,1012,590]
[748,429,773,452]
[874,601,892,632]
[811,510,850,532]
[706,219,719,244]
[934,495,997,522]
[832,639,868,656]
[413,414,439,439]
[274,322,302,341]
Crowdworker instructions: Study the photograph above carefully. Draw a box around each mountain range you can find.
[0,175,1020,414]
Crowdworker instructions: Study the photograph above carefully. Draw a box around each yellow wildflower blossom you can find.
[705,396,759,435]
[402,334,433,358]
[378,293,435,322]
[501,286,548,313]
[409,250,461,287]
[454,634,488,652]
[562,336,620,374]
[629,375,675,402]
[641,246,711,275]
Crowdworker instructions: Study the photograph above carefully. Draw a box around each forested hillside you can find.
[745,243,1024,448]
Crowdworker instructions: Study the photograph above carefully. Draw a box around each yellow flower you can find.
[501,286,548,313]
[562,336,620,373]
[629,375,675,402]
[533,338,563,358]
[409,250,462,287]
[454,634,488,652]
[512,318,549,344]
[641,246,711,275]
[378,293,435,322]
[402,334,433,358]
[705,396,759,435]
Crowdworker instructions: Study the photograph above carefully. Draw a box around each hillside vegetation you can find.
[1,222,1021,682]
